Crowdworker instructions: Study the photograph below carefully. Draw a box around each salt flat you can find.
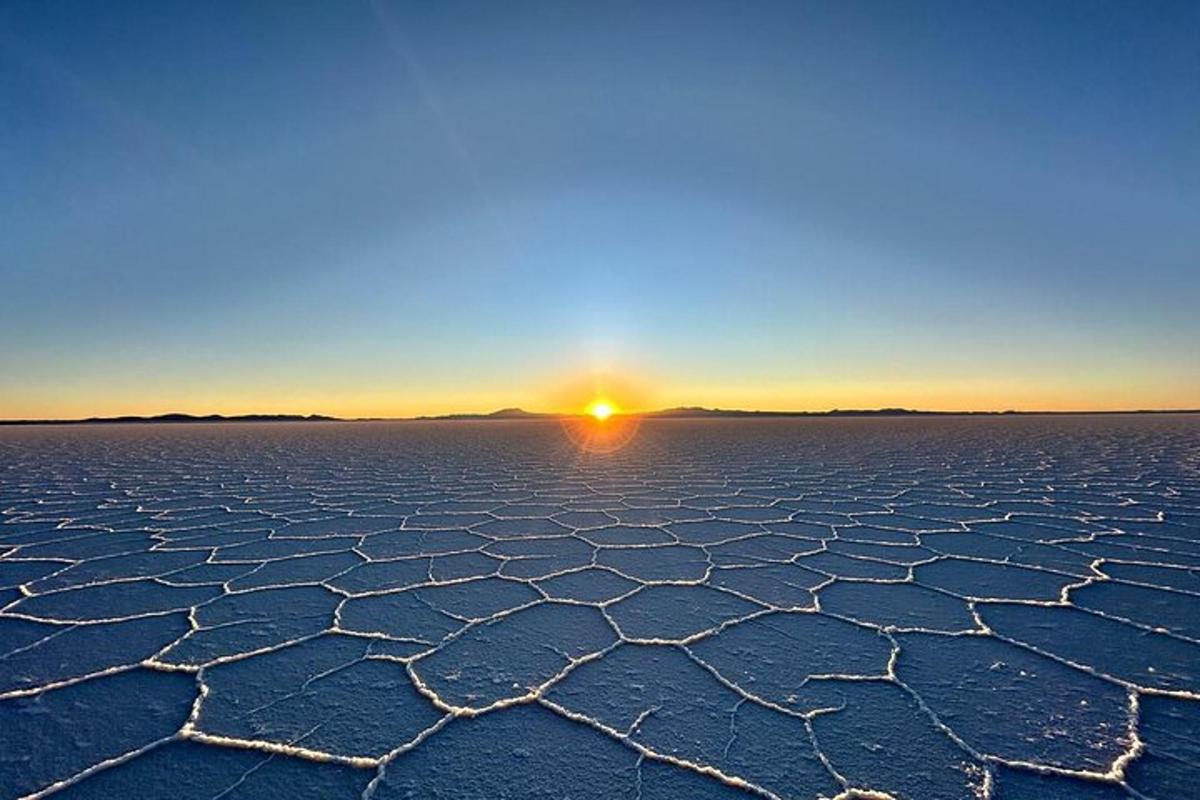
[1,416,1197,799]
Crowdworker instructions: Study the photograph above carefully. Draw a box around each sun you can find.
[564,397,639,452]
[586,399,615,421]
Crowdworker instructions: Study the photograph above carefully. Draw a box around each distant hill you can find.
[412,407,553,421]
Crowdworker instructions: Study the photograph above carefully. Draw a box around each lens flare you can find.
[587,400,614,421]
[562,398,639,453]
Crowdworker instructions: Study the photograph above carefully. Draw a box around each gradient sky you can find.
[2,1,1198,418]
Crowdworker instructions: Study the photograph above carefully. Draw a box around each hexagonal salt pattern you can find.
[1,415,1198,799]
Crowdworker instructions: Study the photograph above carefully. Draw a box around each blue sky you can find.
[2,1,1197,416]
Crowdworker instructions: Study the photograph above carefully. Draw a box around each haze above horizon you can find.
[2,1,1198,419]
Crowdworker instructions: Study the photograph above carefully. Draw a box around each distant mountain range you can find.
[410,407,555,421]
[648,406,959,418]
[1,406,1197,425]
[624,406,1198,418]
[0,413,339,426]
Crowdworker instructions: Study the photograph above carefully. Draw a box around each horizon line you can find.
[2,405,1199,425]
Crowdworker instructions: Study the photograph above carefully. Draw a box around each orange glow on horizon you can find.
[542,371,657,418]
[2,368,1199,421]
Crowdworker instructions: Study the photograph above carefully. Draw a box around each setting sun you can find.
[565,398,640,453]
[586,400,615,421]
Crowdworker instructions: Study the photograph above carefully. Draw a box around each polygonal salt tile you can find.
[198,635,443,758]
[338,590,463,642]
[535,567,641,603]
[835,525,920,545]
[611,507,704,525]
[159,561,255,585]
[895,632,1133,772]
[1097,561,1200,592]
[715,505,793,523]
[667,519,761,545]
[579,525,675,546]
[794,551,909,580]
[16,531,158,560]
[707,563,823,609]
[0,612,191,693]
[411,602,616,710]
[0,668,196,797]
[414,577,541,620]
[213,536,358,562]
[608,585,763,641]
[547,643,839,799]
[916,558,1076,601]
[27,549,211,592]
[158,585,340,666]
[596,544,709,582]
[708,534,823,565]
[274,515,397,537]
[1072,580,1200,640]
[375,703,637,799]
[428,551,501,581]
[358,528,487,559]
[690,612,892,708]
[819,581,976,632]
[980,602,1200,693]
[551,510,617,529]
[826,540,938,565]
[10,579,222,622]
[472,517,573,539]
[326,557,431,594]
[806,679,987,800]
[227,550,362,590]
[488,535,595,579]
[921,531,1096,576]
[762,520,836,540]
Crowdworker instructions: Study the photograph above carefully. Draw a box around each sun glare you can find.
[564,398,639,452]
[586,400,615,421]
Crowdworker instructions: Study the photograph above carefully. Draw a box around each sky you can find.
[2,1,1198,418]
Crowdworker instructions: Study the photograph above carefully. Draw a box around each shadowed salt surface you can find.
[0,416,1197,799]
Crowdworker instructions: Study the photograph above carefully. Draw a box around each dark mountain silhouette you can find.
[0,413,339,425]
[645,406,938,418]
[412,408,553,421]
